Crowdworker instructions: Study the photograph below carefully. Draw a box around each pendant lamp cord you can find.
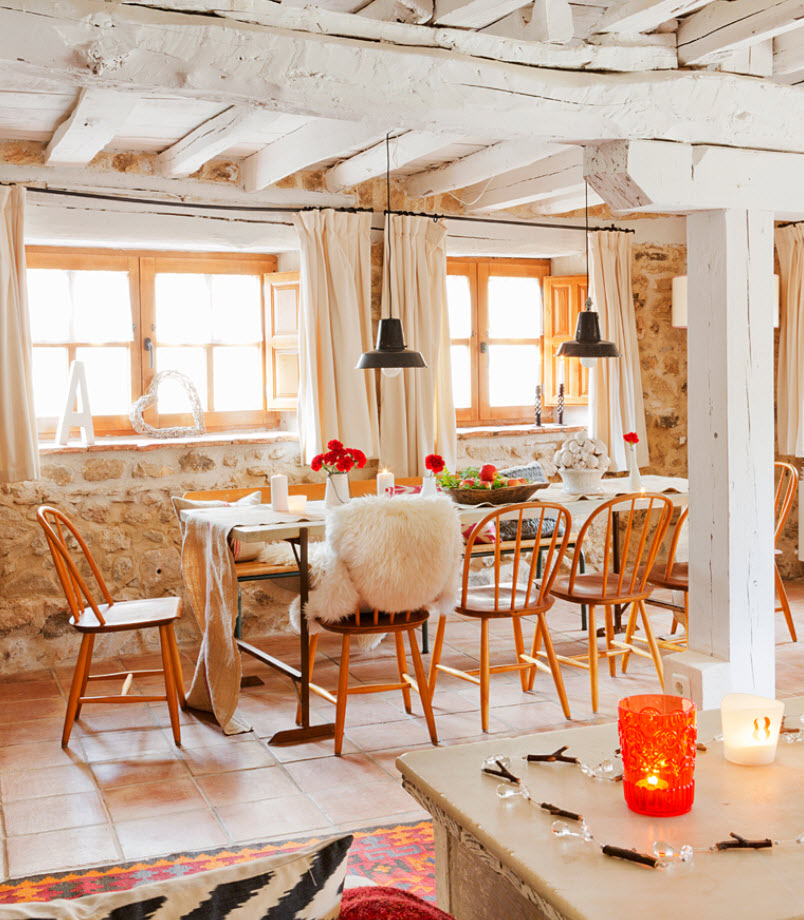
[386,132,394,320]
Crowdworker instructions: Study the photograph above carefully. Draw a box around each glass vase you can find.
[421,474,438,497]
[325,471,350,508]
[627,443,642,491]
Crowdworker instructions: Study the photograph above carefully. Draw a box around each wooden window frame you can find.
[542,275,589,407]
[27,247,282,437]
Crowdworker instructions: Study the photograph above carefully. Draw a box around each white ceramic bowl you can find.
[558,468,604,494]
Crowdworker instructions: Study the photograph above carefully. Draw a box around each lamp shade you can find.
[672,275,780,328]
[555,306,620,359]
[356,318,427,370]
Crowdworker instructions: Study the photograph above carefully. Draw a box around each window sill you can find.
[38,429,298,456]
[457,424,586,439]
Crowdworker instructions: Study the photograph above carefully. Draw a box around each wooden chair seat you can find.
[550,572,653,606]
[318,609,429,634]
[72,597,182,632]
[459,584,556,618]
[646,561,688,592]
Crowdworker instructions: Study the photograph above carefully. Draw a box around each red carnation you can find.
[352,449,366,469]
[623,432,639,445]
[309,442,367,475]
[327,439,344,451]
[311,455,323,472]
[425,454,445,474]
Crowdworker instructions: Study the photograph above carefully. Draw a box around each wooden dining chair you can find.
[637,506,689,653]
[774,461,799,642]
[37,506,185,747]
[531,493,674,712]
[428,502,573,730]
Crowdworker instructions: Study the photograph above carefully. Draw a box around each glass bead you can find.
[483,755,512,771]
[713,732,724,742]
[496,784,520,800]
[552,821,573,837]
[796,834,804,845]
[679,845,694,862]
[652,841,677,859]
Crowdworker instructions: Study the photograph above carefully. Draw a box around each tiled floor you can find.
[2,583,804,881]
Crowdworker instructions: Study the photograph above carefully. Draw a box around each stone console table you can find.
[398,698,804,920]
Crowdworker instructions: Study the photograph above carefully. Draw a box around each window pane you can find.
[28,270,70,342]
[488,344,539,407]
[72,272,133,342]
[446,275,472,338]
[75,347,131,415]
[211,275,261,344]
[156,347,208,410]
[450,345,471,410]
[488,276,542,338]
[31,347,69,416]
[213,346,262,410]
[155,274,212,344]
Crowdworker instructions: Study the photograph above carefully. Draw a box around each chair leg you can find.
[296,633,318,725]
[74,633,95,721]
[63,634,93,747]
[776,563,797,641]
[526,615,545,691]
[480,618,491,732]
[603,606,616,677]
[395,632,413,714]
[407,628,438,745]
[159,625,182,746]
[621,602,640,673]
[511,616,530,691]
[579,550,588,631]
[638,600,665,690]
[428,615,447,696]
[165,626,186,709]
[537,613,571,720]
[587,605,599,713]
[334,635,351,756]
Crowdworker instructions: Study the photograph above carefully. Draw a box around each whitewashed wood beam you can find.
[45,88,138,167]
[358,0,434,22]
[432,0,530,28]
[463,148,584,211]
[405,139,565,198]
[585,139,804,215]
[482,0,574,41]
[324,131,461,192]
[443,216,585,255]
[678,0,804,65]
[591,0,712,35]
[158,105,278,178]
[242,120,382,192]
[531,187,603,213]
[774,25,804,72]
[5,0,804,153]
[715,39,773,75]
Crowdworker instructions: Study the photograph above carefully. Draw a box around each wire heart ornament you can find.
[129,370,206,438]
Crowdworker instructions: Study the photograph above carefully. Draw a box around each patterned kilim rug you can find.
[0,820,435,905]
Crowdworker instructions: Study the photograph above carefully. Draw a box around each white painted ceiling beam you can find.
[462,148,584,211]
[242,119,382,192]
[404,139,565,198]
[443,217,585,256]
[432,0,532,29]
[585,139,804,215]
[158,105,277,178]
[45,88,138,167]
[530,186,604,214]
[324,131,461,192]
[591,0,712,35]
[358,0,434,23]
[678,0,804,65]
[714,40,773,75]
[773,26,804,72]
[482,0,575,43]
[3,0,804,153]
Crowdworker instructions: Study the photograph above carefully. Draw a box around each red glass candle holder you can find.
[618,694,697,817]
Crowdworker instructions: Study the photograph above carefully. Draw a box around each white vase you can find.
[421,474,438,497]
[627,444,643,492]
[325,471,351,507]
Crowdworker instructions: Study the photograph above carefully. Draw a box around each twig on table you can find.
[527,746,579,765]
[696,742,707,752]
[483,759,520,784]
[714,833,773,851]
[601,845,658,868]
[540,802,583,822]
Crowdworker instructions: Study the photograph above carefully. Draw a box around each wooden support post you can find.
[666,209,775,706]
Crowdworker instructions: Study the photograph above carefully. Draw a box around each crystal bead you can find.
[713,732,724,742]
[796,834,804,845]
[679,845,694,862]
[483,755,512,771]
[496,784,520,800]
[552,821,573,837]
[652,841,677,859]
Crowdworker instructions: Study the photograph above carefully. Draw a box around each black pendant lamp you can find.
[555,183,620,369]
[356,134,427,375]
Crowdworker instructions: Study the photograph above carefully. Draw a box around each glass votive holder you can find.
[287,494,307,514]
[618,694,697,817]
[720,693,784,766]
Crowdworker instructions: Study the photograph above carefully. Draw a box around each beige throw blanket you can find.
[180,506,324,735]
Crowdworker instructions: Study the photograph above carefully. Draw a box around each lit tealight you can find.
[287,495,307,514]
[636,774,670,792]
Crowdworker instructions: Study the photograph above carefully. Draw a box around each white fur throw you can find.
[290,494,463,635]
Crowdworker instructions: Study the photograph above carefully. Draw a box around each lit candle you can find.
[287,494,307,514]
[721,693,784,766]
[557,357,565,386]
[635,774,669,791]
[270,474,289,512]
[377,469,395,497]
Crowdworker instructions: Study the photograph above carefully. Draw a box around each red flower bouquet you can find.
[311,440,367,474]
[623,432,639,445]
[425,454,445,475]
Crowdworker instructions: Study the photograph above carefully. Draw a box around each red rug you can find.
[0,820,435,905]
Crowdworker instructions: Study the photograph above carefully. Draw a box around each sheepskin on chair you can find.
[290,494,463,638]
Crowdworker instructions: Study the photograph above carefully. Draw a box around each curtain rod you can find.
[16,184,636,233]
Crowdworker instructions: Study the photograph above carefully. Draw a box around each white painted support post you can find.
[666,209,776,707]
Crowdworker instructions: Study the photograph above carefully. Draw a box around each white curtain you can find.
[379,214,456,476]
[0,186,38,483]
[294,210,379,464]
[588,230,648,471]
[776,224,804,458]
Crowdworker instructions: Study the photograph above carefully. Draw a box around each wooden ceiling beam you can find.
[591,0,712,35]
[432,0,531,29]
[464,147,585,211]
[531,187,604,214]
[773,25,804,72]
[45,88,138,167]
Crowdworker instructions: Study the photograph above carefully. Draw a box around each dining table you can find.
[181,474,689,746]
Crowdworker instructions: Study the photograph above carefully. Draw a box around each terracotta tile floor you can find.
[2,583,804,880]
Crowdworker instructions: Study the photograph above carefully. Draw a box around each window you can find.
[26,248,297,436]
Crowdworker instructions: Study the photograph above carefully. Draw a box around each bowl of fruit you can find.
[437,464,549,505]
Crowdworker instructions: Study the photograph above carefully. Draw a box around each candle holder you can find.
[618,694,697,817]
[720,693,784,766]
[535,384,542,427]
[557,383,564,426]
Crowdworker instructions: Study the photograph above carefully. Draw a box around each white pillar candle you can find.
[377,469,395,497]
[720,693,785,765]
[557,357,565,386]
[270,474,289,512]
[287,494,307,514]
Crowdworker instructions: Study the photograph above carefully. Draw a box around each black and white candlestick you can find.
[557,383,565,426]
[535,384,542,427]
